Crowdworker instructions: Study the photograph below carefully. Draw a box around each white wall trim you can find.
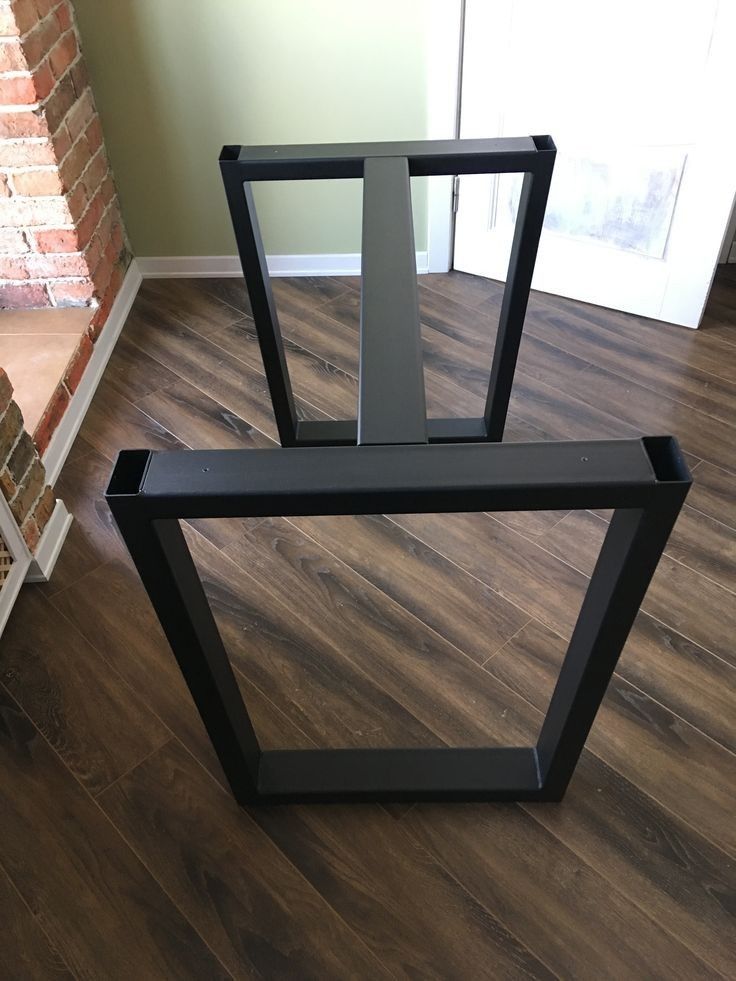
[42,258,143,486]
[425,0,464,273]
[138,252,430,278]
[26,499,73,583]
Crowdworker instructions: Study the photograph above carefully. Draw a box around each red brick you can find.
[63,331,92,393]
[34,0,60,20]
[0,138,55,166]
[90,256,127,337]
[58,132,87,189]
[83,233,103,277]
[0,73,38,104]
[94,213,112,256]
[83,114,102,155]
[76,184,103,244]
[20,15,60,68]
[0,366,12,412]
[50,116,70,157]
[7,428,34,481]
[0,465,15,501]
[20,513,40,550]
[0,4,20,36]
[32,482,55,532]
[64,86,93,141]
[54,0,71,33]
[0,38,27,70]
[43,72,75,132]
[65,176,87,223]
[32,381,67,453]
[0,108,47,138]
[69,55,87,99]
[0,281,48,306]
[81,147,106,197]
[100,171,114,206]
[10,455,45,522]
[48,278,93,305]
[0,194,70,225]
[47,28,74,77]
[31,55,54,99]
[31,226,78,252]
[0,256,28,277]
[12,0,40,35]
[1,251,88,278]
[0,398,23,458]
[91,249,112,296]
[0,227,29,252]
[10,165,62,195]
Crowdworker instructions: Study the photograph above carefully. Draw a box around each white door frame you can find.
[425,0,464,273]
[427,0,736,320]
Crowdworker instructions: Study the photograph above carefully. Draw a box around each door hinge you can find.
[452,175,460,213]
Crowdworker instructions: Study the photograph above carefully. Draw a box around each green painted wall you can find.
[72,1,430,257]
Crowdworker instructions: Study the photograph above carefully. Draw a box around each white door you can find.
[453,0,736,327]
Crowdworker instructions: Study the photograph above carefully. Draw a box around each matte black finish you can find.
[107,138,690,805]
[107,436,690,805]
[359,157,427,445]
[220,135,556,446]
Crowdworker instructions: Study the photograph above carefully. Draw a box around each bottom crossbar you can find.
[256,747,543,803]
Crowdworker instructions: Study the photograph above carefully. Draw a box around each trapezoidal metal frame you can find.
[219,135,557,448]
[106,436,691,805]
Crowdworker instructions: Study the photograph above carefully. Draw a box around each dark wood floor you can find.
[2,266,736,978]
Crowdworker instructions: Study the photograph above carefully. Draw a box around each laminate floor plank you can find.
[518,750,736,977]
[0,689,230,980]
[99,739,393,981]
[36,446,129,596]
[687,460,736,530]
[289,512,531,665]
[0,865,74,980]
[124,293,330,442]
[541,509,736,668]
[220,517,541,748]
[252,801,555,980]
[139,278,246,338]
[522,296,736,425]
[4,269,735,978]
[486,620,736,856]
[189,528,442,750]
[403,800,719,980]
[1,588,169,795]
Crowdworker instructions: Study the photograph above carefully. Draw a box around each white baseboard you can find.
[42,259,143,485]
[25,499,73,582]
[137,252,431,278]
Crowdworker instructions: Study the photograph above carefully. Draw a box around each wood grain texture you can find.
[289,512,531,664]
[221,517,540,748]
[0,866,74,980]
[100,739,391,980]
[0,689,229,980]
[404,801,718,980]
[2,267,734,977]
[486,620,736,856]
[1,587,168,794]
[252,802,555,980]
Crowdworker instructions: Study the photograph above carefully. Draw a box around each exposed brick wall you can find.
[0,366,55,552]
[0,0,133,460]
[0,0,130,310]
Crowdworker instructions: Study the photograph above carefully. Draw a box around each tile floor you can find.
[0,307,91,434]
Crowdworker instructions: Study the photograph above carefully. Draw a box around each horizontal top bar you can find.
[108,438,690,519]
[220,136,554,180]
